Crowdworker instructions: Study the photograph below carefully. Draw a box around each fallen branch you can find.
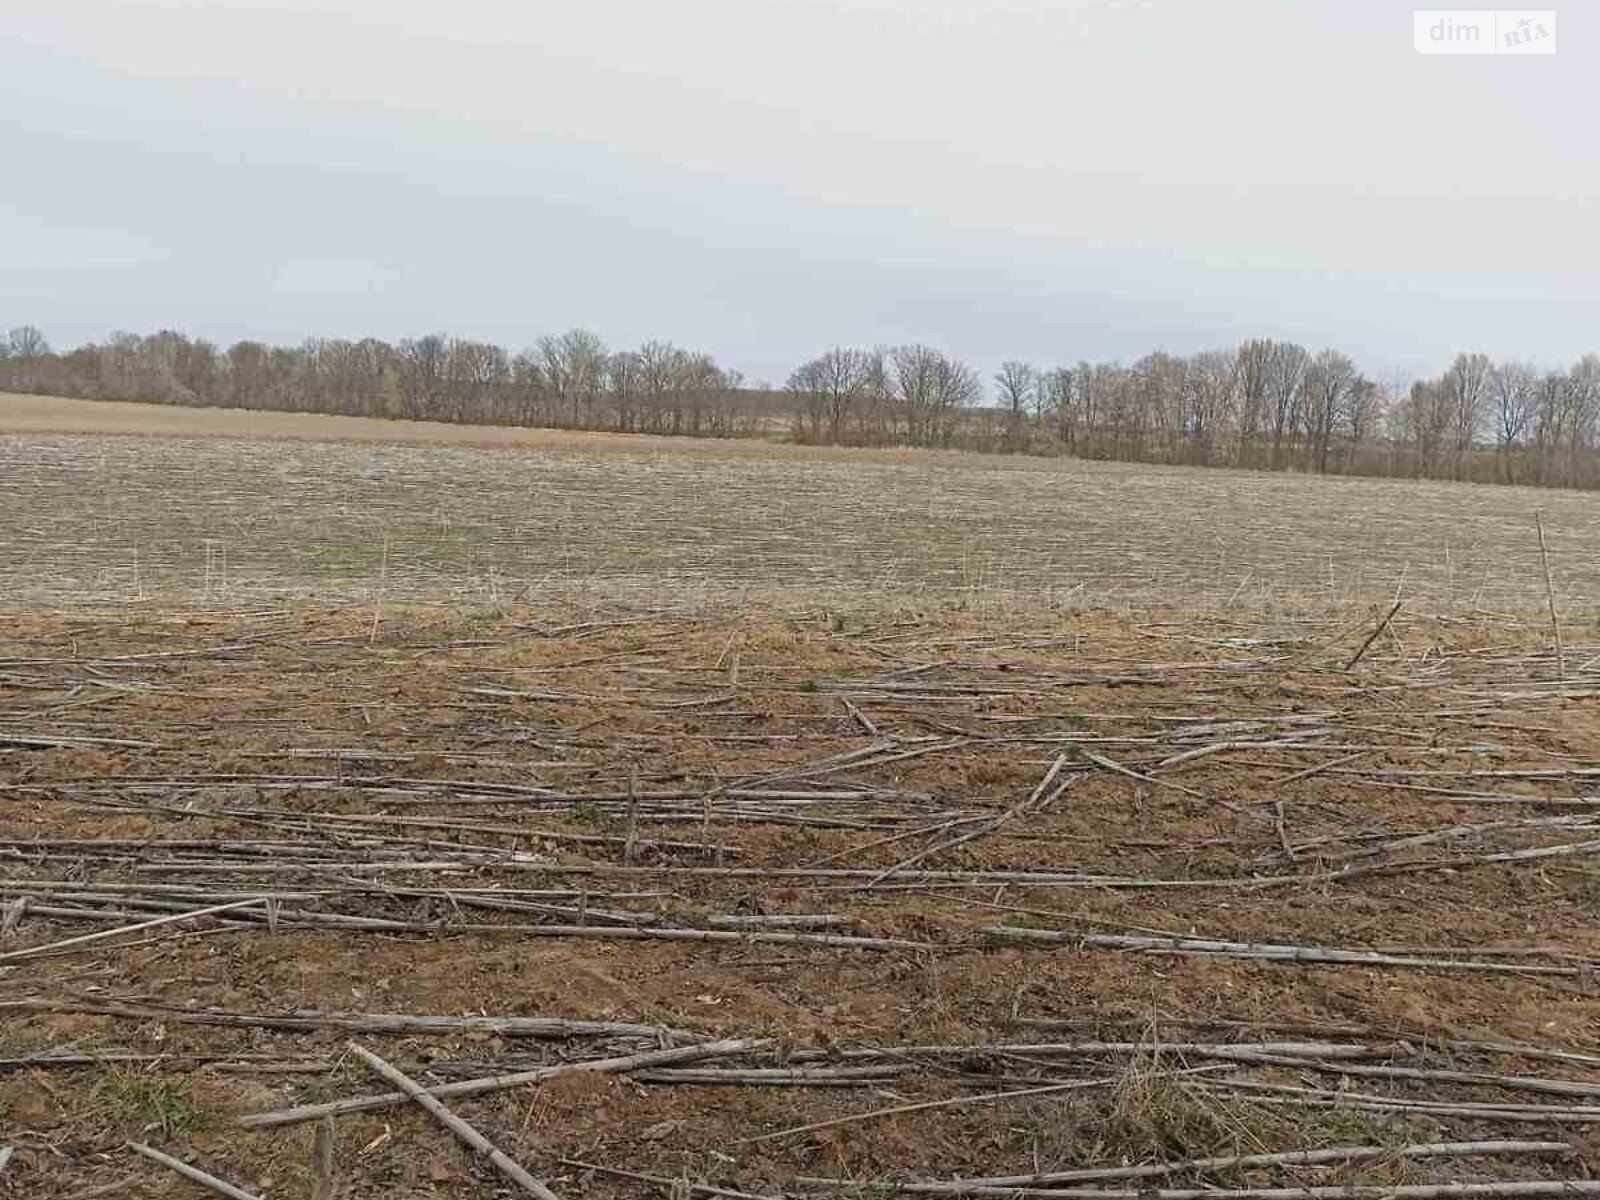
[349,1041,561,1200]
[0,898,267,964]
[875,1139,1573,1192]
[801,1181,1600,1200]
[238,1036,766,1128]
[982,927,1591,977]
[1,997,693,1042]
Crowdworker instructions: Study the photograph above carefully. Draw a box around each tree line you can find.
[0,326,772,438]
[4,324,1599,488]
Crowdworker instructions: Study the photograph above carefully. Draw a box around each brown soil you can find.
[2,604,1599,1197]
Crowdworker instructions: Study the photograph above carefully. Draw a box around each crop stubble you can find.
[3,405,1600,1197]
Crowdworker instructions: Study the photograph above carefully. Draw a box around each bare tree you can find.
[1040,367,1076,448]
[536,329,607,429]
[607,350,641,432]
[1442,352,1492,479]
[397,334,449,419]
[1490,360,1539,481]
[354,338,396,417]
[7,325,50,360]
[1095,363,1142,460]
[787,348,874,443]
[1302,349,1357,473]
[856,348,893,443]
[1342,376,1381,469]
[1183,350,1237,466]
[509,348,550,425]
[892,345,980,447]
[636,340,688,434]
[1233,340,1272,467]
[13,317,1600,490]
[1564,355,1600,487]
[175,336,222,406]
[675,351,724,436]
[1131,352,1185,461]
[1261,341,1309,469]
[994,361,1037,452]
[1077,362,1105,455]
[444,339,508,422]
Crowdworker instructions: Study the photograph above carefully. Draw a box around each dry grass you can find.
[2,395,1597,615]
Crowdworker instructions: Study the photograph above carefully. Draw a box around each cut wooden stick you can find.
[876,1139,1574,1192]
[842,696,879,736]
[127,1142,265,1200]
[312,1116,336,1200]
[2,997,693,1042]
[844,1183,1600,1200]
[983,927,1591,977]
[348,1041,562,1200]
[1212,1077,1600,1121]
[1273,749,1372,785]
[238,1036,766,1128]
[1081,749,1233,810]
[623,765,639,865]
[0,897,267,963]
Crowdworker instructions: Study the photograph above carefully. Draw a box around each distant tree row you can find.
[780,340,1600,488]
[5,324,1600,489]
[0,326,774,438]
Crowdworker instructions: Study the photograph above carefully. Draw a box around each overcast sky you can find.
[4,1,1594,386]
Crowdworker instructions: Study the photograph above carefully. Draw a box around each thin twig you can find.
[1345,600,1403,671]
[1535,510,1565,680]
[128,1143,265,1200]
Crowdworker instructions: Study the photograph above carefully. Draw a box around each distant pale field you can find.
[0,391,1593,615]
[0,390,867,461]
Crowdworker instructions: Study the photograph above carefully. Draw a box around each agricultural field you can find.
[4,394,1600,1200]
[3,392,1600,616]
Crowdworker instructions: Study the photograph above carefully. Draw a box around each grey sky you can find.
[4,1,1595,387]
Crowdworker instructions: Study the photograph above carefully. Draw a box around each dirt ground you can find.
[5,394,1600,615]
[4,601,1600,1198]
